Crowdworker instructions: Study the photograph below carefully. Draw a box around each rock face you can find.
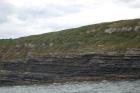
[86,29,96,33]
[0,53,140,85]
[135,26,140,31]
[105,26,140,33]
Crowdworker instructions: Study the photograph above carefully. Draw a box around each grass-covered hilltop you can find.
[0,18,140,59]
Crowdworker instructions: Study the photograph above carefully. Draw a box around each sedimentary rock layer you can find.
[0,54,140,85]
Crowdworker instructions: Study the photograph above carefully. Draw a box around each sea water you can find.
[0,80,140,93]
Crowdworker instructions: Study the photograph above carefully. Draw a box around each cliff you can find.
[0,52,140,85]
[0,19,140,85]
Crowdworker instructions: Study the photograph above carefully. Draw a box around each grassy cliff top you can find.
[0,18,140,59]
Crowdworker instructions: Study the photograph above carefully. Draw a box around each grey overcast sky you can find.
[0,0,140,39]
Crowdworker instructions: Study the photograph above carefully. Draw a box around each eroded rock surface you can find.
[0,53,140,85]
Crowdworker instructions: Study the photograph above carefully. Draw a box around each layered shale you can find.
[0,53,140,85]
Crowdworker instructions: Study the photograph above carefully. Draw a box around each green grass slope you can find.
[0,19,140,59]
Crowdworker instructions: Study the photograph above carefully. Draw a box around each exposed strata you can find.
[0,52,140,86]
[105,26,140,33]
[0,19,140,86]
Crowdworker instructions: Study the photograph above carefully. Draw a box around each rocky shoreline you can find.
[0,53,140,86]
